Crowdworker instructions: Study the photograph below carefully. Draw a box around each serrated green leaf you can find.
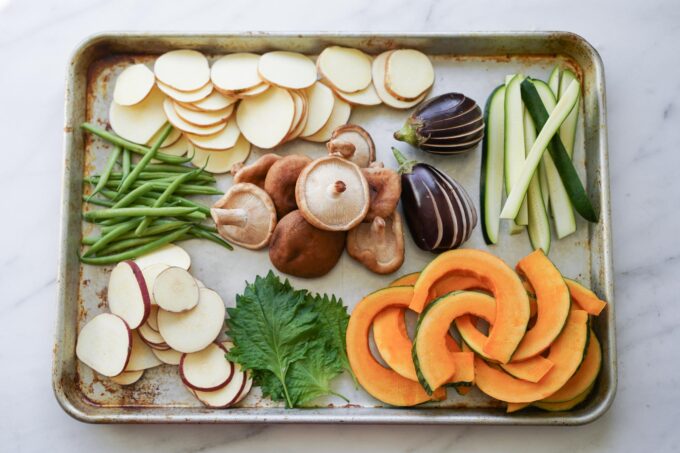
[226,271,318,407]
[286,339,347,407]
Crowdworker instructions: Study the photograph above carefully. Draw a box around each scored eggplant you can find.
[393,93,484,155]
[392,147,477,252]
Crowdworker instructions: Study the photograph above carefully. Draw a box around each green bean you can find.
[99,235,163,254]
[136,169,200,235]
[193,223,218,233]
[134,163,195,173]
[84,206,198,221]
[104,172,215,183]
[80,123,191,164]
[117,123,173,196]
[99,218,144,235]
[188,227,233,250]
[88,145,121,200]
[165,196,210,215]
[125,220,190,239]
[80,227,191,265]
[83,196,114,207]
[110,178,173,209]
[83,218,142,257]
[82,236,97,245]
[117,148,131,190]
[87,179,222,196]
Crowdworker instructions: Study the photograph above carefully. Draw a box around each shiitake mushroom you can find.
[264,154,312,218]
[232,153,281,188]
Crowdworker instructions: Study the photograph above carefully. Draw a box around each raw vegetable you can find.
[179,343,234,391]
[211,53,263,93]
[153,266,199,312]
[533,79,577,238]
[236,86,295,148]
[154,50,210,92]
[226,272,351,408]
[502,79,597,222]
[258,51,317,89]
[565,278,607,315]
[302,96,351,143]
[474,310,589,403]
[372,51,427,109]
[504,74,529,228]
[346,213,405,275]
[317,46,372,93]
[327,124,376,168]
[559,69,580,157]
[523,109,551,253]
[111,370,144,386]
[480,84,505,244]
[394,92,484,154]
[107,261,150,329]
[125,330,162,371]
[410,249,529,364]
[109,87,168,145]
[346,285,446,406]
[113,64,156,107]
[384,49,434,100]
[392,148,477,252]
[76,313,132,377]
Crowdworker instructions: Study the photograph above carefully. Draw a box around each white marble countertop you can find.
[1,0,678,451]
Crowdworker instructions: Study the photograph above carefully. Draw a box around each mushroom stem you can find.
[328,180,347,197]
[211,208,248,228]
[371,217,387,244]
[327,139,356,158]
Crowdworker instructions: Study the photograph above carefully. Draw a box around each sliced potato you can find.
[258,51,317,89]
[147,126,182,148]
[108,261,150,329]
[236,86,295,149]
[186,117,240,150]
[186,91,238,112]
[299,82,335,137]
[151,347,182,365]
[152,136,189,162]
[146,305,160,331]
[335,82,382,106]
[154,49,210,92]
[193,366,246,408]
[153,267,200,313]
[180,343,234,391]
[125,331,163,371]
[138,322,167,349]
[110,370,144,386]
[157,80,213,103]
[109,86,167,144]
[211,53,263,92]
[372,51,427,109]
[286,91,309,141]
[317,46,372,93]
[113,64,155,106]
[302,96,351,142]
[189,135,251,174]
[233,83,270,98]
[157,288,226,353]
[76,313,131,377]
[173,101,235,127]
[385,49,434,100]
[135,243,191,270]
[163,99,227,136]
[284,90,305,140]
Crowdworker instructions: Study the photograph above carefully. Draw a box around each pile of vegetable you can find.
[481,67,597,252]
[75,244,253,407]
[211,125,407,277]
[226,272,351,408]
[346,248,607,411]
[80,123,231,265]
[106,47,435,175]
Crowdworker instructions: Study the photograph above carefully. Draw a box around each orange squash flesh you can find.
[347,286,446,406]
[413,291,499,392]
[474,310,589,403]
[455,341,475,395]
[541,329,601,403]
[534,383,594,411]
[455,298,554,382]
[506,402,530,413]
[511,250,571,362]
[565,279,607,316]
[390,272,421,286]
[411,249,529,363]
[373,306,416,380]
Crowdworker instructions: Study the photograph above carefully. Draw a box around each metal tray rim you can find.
[54,30,616,425]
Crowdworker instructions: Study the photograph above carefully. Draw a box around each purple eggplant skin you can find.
[394,93,484,155]
[392,147,478,253]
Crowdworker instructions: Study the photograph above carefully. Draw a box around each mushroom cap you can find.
[269,210,346,278]
[211,183,277,250]
[362,164,402,221]
[295,156,370,231]
[346,212,405,274]
[232,153,282,188]
[264,154,312,218]
[326,124,376,168]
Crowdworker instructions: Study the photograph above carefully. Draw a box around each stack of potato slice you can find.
[107,47,435,174]
[75,244,253,408]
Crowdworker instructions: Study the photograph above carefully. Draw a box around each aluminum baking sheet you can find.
[54,32,615,425]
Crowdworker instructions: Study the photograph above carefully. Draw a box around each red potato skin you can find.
[108,314,134,376]
[179,342,235,392]
[193,371,248,408]
[124,260,151,328]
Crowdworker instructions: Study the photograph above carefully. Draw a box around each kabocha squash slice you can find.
[565,279,607,316]
[373,288,473,385]
[454,298,554,382]
[455,341,475,395]
[540,329,601,403]
[474,310,590,403]
[534,383,594,411]
[346,286,445,406]
[412,291,498,394]
[411,249,529,363]
[390,272,420,286]
[511,249,571,362]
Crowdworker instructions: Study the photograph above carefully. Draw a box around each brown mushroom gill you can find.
[362,163,401,221]
[211,183,277,250]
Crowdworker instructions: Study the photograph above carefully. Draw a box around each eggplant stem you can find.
[394,123,419,146]
[391,147,418,175]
